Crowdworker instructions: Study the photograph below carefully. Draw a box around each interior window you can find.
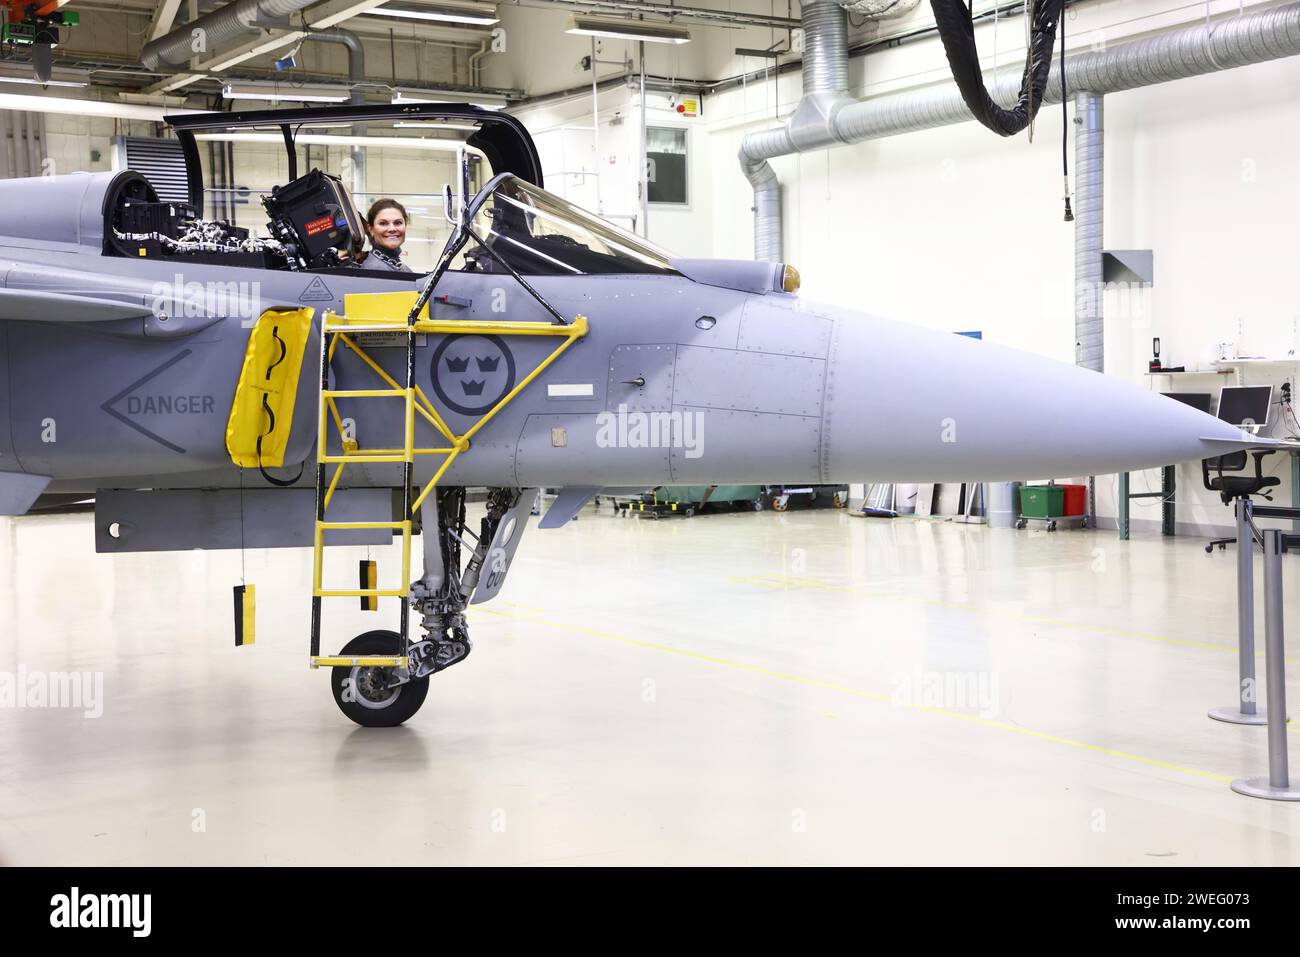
[646,126,688,206]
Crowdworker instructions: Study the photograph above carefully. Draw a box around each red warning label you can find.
[304,214,335,237]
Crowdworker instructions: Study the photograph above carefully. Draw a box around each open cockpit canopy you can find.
[457,174,679,277]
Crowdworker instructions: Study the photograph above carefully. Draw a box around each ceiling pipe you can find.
[140,0,316,71]
[1075,90,1103,526]
[522,0,799,29]
[1074,91,1104,376]
[740,2,1300,262]
[743,0,849,262]
[301,27,367,196]
[304,26,364,89]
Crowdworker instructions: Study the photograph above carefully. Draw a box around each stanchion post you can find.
[1210,499,1268,725]
[1231,528,1300,800]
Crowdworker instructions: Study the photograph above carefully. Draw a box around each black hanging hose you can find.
[1061,4,1074,221]
[930,0,1066,137]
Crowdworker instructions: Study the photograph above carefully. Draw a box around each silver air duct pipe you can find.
[306,27,365,89]
[1075,91,1104,526]
[743,0,848,261]
[302,28,368,196]
[140,0,316,71]
[802,0,849,94]
[741,2,1300,258]
[1074,92,1104,375]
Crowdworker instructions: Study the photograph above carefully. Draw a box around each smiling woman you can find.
[358,197,413,272]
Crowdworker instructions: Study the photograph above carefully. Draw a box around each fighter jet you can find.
[0,102,1274,725]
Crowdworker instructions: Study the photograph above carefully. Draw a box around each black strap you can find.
[257,395,305,487]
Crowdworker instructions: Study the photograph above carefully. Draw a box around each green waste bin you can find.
[1019,484,1064,518]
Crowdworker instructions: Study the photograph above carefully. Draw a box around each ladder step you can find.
[315,588,408,598]
[318,521,408,530]
[359,447,455,456]
[325,323,413,333]
[320,453,411,463]
[310,655,409,669]
[321,389,409,398]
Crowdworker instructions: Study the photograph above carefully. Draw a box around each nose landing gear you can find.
[329,631,430,727]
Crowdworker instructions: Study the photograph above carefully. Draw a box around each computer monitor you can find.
[1217,385,1273,430]
[1162,392,1213,414]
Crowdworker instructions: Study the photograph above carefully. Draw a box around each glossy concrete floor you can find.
[0,502,1297,866]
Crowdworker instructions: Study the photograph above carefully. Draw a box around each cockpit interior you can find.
[102,102,678,281]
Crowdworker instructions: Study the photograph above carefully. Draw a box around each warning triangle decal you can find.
[299,276,335,302]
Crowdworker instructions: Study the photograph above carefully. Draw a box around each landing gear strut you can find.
[329,486,520,726]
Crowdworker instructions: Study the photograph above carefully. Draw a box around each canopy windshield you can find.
[463,175,679,276]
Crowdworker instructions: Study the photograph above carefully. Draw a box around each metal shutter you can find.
[113,135,189,203]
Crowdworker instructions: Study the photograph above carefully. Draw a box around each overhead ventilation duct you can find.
[140,0,317,71]
[837,0,921,18]
[300,28,368,195]
[801,0,849,95]
[741,0,848,261]
[1073,92,1103,374]
[741,2,1300,260]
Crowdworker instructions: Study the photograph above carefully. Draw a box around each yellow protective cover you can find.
[342,290,430,322]
[226,307,316,468]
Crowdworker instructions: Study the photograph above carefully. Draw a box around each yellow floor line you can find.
[498,600,549,615]
[729,574,1300,664]
[476,606,1233,783]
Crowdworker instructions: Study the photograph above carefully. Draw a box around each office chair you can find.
[1203,450,1279,552]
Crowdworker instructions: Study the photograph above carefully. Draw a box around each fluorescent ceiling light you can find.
[223,81,351,103]
[566,16,690,44]
[391,88,506,109]
[0,91,198,120]
[0,66,89,88]
[366,2,499,25]
[393,120,480,130]
[194,131,474,153]
[118,92,191,108]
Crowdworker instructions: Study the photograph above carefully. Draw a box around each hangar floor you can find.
[1,503,1298,866]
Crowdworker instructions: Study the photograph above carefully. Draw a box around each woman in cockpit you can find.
[354,198,413,272]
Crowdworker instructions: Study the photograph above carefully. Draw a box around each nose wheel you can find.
[329,631,430,727]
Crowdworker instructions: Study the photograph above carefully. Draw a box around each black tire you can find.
[330,630,429,728]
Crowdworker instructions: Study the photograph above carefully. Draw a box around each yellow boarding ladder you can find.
[308,293,587,670]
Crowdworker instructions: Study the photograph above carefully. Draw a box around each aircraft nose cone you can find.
[821,309,1249,482]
